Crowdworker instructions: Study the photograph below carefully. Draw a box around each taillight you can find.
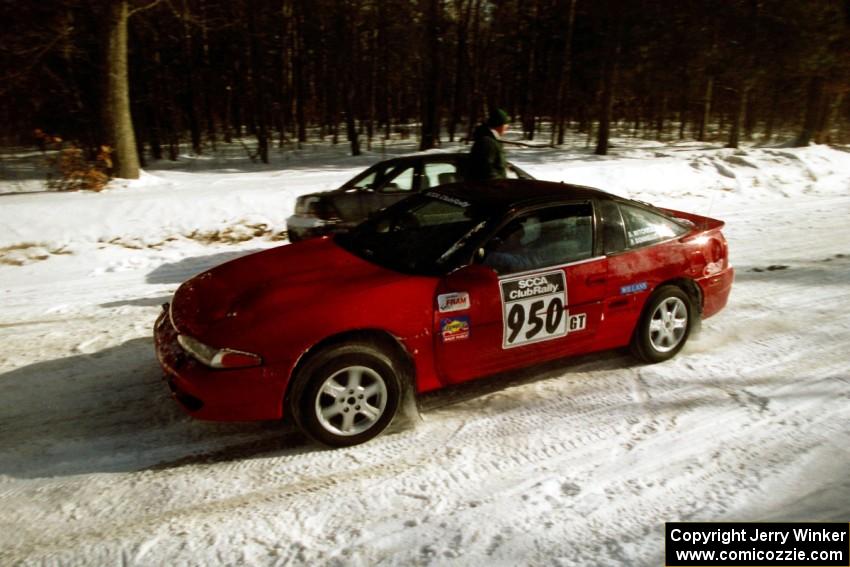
[710,238,724,264]
[702,235,728,276]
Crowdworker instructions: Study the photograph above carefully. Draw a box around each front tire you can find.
[289,343,402,447]
[630,285,693,363]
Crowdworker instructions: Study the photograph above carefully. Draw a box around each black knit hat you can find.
[486,108,509,128]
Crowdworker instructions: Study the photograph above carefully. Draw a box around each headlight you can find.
[177,334,262,369]
[295,196,340,220]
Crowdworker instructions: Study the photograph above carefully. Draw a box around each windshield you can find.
[343,161,396,190]
[335,192,495,275]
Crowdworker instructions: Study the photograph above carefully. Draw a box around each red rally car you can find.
[155,180,734,447]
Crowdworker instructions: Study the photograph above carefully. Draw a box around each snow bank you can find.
[1,142,848,255]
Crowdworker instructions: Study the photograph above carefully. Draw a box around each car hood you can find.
[299,188,373,224]
[170,236,411,339]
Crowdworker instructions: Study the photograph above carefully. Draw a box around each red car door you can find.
[594,200,694,349]
[433,204,608,384]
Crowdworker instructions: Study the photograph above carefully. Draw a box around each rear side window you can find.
[423,162,459,188]
[598,200,627,254]
[620,203,689,248]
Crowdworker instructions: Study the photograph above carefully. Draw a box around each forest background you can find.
[1,0,848,180]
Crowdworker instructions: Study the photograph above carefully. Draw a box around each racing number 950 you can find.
[506,297,564,343]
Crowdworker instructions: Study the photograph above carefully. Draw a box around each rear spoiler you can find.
[660,207,725,232]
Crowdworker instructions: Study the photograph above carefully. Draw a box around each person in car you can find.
[468,108,509,181]
[483,216,542,273]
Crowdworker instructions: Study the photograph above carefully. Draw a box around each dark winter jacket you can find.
[467,124,507,181]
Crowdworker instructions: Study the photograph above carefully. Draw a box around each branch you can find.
[0,34,67,97]
[502,140,556,148]
[129,0,164,18]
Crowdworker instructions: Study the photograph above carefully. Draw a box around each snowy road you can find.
[1,143,849,565]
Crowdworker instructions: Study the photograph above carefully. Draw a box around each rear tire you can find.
[630,285,693,363]
[288,342,402,447]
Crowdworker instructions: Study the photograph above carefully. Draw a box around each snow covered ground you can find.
[1,137,849,566]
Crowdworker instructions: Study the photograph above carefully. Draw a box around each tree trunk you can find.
[448,0,472,142]
[815,92,842,144]
[743,90,757,141]
[345,106,360,156]
[762,86,780,142]
[595,8,622,156]
[419,0,441,150]
[554,0,577,145]
[795,76,825,146]
[726,83,749,148]
[655,95,667,140]
[248,9,268,163]
[181,0,202,154]
[293,0,307,145]
[104,0,140,179]
[697,76,713,142]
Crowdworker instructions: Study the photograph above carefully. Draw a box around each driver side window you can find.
[380,165,416,193]
[482,204,594,274]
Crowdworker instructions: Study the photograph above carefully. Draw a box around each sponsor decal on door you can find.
[499,270,570,349]
[440,316,470,342]
[437,292,470,313]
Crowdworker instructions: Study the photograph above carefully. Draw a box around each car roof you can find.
[377,152,467,164]
[431,179,615,210]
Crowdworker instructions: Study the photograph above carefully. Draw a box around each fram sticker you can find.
[438,292,470,313]
[441,316,470,342]
[620,282,648,295]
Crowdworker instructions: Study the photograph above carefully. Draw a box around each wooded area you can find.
[2,0,849,179]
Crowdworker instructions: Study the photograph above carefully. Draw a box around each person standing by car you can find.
[468,108,509,181]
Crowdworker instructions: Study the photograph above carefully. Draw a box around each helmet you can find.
[520,216,541,245]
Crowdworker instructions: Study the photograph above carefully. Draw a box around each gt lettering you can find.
[569,313,586,331]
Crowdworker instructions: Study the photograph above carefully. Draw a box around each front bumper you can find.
[286,214,340,241]
[154,305,285,421]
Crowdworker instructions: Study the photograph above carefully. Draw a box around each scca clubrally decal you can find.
[499,270,568,349]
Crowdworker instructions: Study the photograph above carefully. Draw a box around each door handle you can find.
[585,275,607,286]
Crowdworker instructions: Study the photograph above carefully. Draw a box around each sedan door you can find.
[372,161,421,211]
[434,203,608,384]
